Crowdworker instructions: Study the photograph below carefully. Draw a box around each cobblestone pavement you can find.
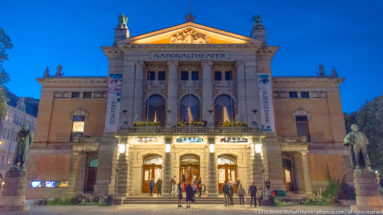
[2,204,354,215]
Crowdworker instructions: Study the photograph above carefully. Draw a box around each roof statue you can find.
[118,13,128,26]
[331,66,338,78]
[43,66,50,78]
[185,13,195,22]
[170,28,209,44]
[55,65,63,77]
[317,64,325,77]
[251,14,262,25]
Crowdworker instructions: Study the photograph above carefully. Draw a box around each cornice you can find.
[272,77,345,85]
[118,43,261,50]
[37,77,108,86]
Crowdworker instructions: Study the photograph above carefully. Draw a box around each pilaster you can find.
[167,61,178,126]
[133,61,144,122]
[120,61,136,127]
[263,137,285,191]
[244,61,259,128]
[207,139,218,197]
[66,151,79,198]
[162,150,172,197]
[236,61,246,122]
[301,151,313,194]
[202,60,213,125]
[116,138,129,197]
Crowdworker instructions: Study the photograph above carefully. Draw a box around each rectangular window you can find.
[191,71,199,80]
[72,116,85,133]
[71,92,80,98]
[296,115,310,142]
[147,71,155,80]
[181,71,189,80]
[83,92,92,98]
[301,91,310,98]
[225,71,233,80]
[289,91,298,98]
[214,71,222,80]
[158,71,166,80]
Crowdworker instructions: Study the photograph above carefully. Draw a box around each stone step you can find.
[120,197,273,205]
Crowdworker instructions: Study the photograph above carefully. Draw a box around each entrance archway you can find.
[142,155,162,193]
[218,155,237,193]
[180,154,200,184]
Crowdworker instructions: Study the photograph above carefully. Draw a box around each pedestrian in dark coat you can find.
[177,182,183,208]
[197,177,202,197]
[237,183,245,206]
[185,183,194,208]
[229,183,234,205]
[248,182,257,207]
[222,181,230,206]
[156,178,162,197]
[149,178,155,197]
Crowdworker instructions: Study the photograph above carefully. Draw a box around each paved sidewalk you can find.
[3,204,350,215]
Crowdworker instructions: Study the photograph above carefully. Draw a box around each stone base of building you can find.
[0,168,29,212]
[351,169,383,211]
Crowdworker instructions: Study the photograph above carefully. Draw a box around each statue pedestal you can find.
[351,169,383,211]
[0,168,29,212]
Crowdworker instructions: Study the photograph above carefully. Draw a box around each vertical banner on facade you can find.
[104,74,123,133]
[258,73,275,132]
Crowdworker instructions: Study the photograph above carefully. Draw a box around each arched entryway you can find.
[142,155,162,193]
[180,154,200,184]
[218,155,237,193]
[84,158,98,193]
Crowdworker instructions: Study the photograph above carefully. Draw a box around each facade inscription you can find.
[150,52,230,61]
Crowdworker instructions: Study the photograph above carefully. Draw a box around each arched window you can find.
[215,95,234,123]
[180,95,200,122]
[143,155,163,165]
[217,155,237,165]
[146,95,166,126]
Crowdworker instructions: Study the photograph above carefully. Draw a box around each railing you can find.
[119,126,261,135]
[279,136,308,143]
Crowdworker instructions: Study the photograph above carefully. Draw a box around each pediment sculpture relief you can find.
[170,28,209,44]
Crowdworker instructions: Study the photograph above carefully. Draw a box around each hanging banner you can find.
[258,73,275,132]
[104,74,123,133]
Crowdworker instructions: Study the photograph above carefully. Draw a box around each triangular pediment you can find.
[124,22,260,45]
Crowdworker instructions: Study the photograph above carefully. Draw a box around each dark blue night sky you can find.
[1,0,382,113]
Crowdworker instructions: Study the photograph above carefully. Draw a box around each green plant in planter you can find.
[133,121,160,127]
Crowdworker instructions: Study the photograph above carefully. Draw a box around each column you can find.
[244,61,259,127]
[207,138,218,197]
[120,61,136,127]
[293,154,304,193]
[167,61,178,127]
[202,60,213,125]
[94,135,118,195]
[116,137,129,197]
[252,145,264,188]
[133,61,144,122]
[66,151,79,198]
[301,151,313,194]
[236,61,246,122]
[263,137,285,191]
[162,139,172,197]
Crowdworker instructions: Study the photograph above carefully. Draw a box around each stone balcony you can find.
[118,126,262,136]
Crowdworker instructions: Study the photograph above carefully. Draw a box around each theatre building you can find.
[26,14,352,199]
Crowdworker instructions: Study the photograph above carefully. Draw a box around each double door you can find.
[180,165,200,184]
[142,164,162,193]
[218,164,237,193]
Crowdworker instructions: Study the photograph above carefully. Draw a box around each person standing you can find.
[237,183,245,206]
[197,177,202,197]
[177,181,183,208]
[185,183,194,208]
[248,182,257,207]
[149,178,155,197]
[236,178,241,195]
[265,180,271,197]
[229,183,234,205]
[172,176,177,197]
[157,177,163,197]
[222,180,230,206]
[256,186,263,207]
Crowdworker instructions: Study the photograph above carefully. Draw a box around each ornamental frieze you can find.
[170,28,209,44]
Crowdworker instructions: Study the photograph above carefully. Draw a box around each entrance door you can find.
[283,158,295,192]
[84,158,98,193]
[179,154,200,185]
[217,155,237,193]
[142,155,162,193]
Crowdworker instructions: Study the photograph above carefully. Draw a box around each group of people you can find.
[223,179,266,207]
[149,177,163,197]
[175,175,202,208]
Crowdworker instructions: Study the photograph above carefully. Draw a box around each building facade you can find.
[0,90,38,187]
[26,15,352,199]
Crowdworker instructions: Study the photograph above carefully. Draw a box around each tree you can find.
[344,95,383,173]
[0,28,12,119]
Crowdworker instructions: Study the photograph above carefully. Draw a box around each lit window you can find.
[215,95,234,123]
[180,95,200,122]
[296,115,310,142]
[301,92,310,98]
[83,92,92,98]
[181,71,189,80]
[289,92,298,98]
[158,71,166,80]
[147,71,155,80]
[214,71,222,80]
[191,71,199,80]
[225,71,232,80]
[72,116,85,132]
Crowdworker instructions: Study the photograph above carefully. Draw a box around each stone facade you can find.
[25,16,351,199]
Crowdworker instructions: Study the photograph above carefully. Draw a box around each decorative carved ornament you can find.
[170,28,209,44]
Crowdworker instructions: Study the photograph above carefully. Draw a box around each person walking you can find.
[172,176,177,197]
[185,183,194,208]
[149,178,155,197]
[256,186,263,207]
[248,182,257,207]
[197,177,202,197]
[222,180,230,206]
[237,183,245,206]
[177,181,183,208]
[229,182,234,205]
[157,177,163,197]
